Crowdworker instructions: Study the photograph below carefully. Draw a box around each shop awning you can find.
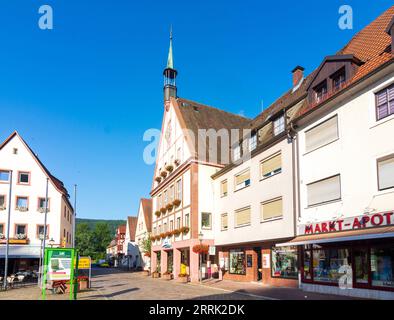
[276,226,394,247]
[0,245,41,258]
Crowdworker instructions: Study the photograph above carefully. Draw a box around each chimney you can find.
[385,16,394,53]
[292,66,305,88]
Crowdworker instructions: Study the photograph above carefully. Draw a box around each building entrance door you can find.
[254,247,262,281]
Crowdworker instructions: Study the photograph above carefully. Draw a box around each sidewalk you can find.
[191,279,362,300]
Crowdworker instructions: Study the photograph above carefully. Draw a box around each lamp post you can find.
[49,238,55,248]
[198,232,203,284]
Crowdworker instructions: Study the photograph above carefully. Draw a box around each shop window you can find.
[201,212,212,229]
[371,246,394,288]
[220,180,228,197]
[221,213,228,231]
[261,197,283,221]
[305,115,338,153]
[377,154,394,191]
[303,250,312,280]
[0,224,3,235]
[235,207,251,228]
[229,250,246,275]
[271,246,298,279]
[261,153,281,179]
[0,170,10,182]
[354,248,369,285]
[312,248,350,283]
[307,174,341,207]
[234,169,250,191]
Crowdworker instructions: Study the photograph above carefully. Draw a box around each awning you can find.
[0,245,41,258]
[276,226,394,247]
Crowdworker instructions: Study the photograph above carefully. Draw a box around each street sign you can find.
[75,256,91,269]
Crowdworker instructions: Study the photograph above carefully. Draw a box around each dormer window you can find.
[249,134,257,152]
[314,81,327,103]
[273,115,285,136]
[233,145,241,161]
[331,68,346,92]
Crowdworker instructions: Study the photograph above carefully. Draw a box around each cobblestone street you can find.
[0,268,359,300]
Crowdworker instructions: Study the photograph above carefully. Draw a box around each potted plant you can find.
[192,244,209,254]
[173,229,181,236]
[165,164,174,172]
[160,233,166,239]
[177,273,189,283]
[164,231,172,238]
[180,226,190,234]
[155,210,161,218]
[152,271,161,278]
[162,271,173,280]
[166,203,173,211]
[173,199,181,207]
[155,176,162,183]
[160,171,167,178]
[155,235,161,241]
[16,233,27,240]
[160,207,167,214]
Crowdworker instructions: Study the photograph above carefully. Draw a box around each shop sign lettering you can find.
[300,211,394,235]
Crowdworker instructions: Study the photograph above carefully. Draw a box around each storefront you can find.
[279,211,394,299]
[218,242,298,287]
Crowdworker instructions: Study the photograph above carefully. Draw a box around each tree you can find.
[75,223,94,257]
[140,235,151,256]
[91,223,113,260]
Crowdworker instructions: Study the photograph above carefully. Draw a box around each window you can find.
[221,213,228,231]
[370,246,394,288]
[0,195,5,209]
[271,246,298,279]
[176,180,182,201]
[234,169,250,191]
[176,147,182,163]
[220,180,228,197]
[314,80,327,103]
[229,250,246,275]
[18,172,30,184]
[305,116,338,153]
[233,145,241,161]
[307,175,341,207]
[0,170,10,182]
[13,148,18,155]
[164,191,168,206]
[184,214,189,227]
[164,223,167,232]
[38,198,47,209]
[0,224,3,235]
[377,155,394,190]
[16,197,28,210]
[201,212,212,229]
[249,134,257,152]
[273,115,285,136]
[169,185,174,203]
[261,197,283,221]
[170,220,173,231]
[235,206,251,227]
[158,194,162,209]
[15,224,27,236]
[261,153,281,179]
[37,225,49,239]
[332,68,346,91]
[153,227,156,235]
[375,83,394,121]
[176,217,181,229]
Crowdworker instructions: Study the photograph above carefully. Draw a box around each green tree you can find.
[91,223,113,260]
[140,235,151,255]
[75,223,94,257]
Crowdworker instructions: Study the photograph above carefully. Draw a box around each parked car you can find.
[99,263,110,268]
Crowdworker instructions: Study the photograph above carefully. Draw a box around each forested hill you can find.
[76,218,126,236]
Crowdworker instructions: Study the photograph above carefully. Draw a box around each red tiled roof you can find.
[141,198,152,232]
[127,217,137,241]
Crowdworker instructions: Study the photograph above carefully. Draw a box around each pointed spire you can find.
[166,25,174,69]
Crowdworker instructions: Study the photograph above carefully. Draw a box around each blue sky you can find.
[0,0,391,220]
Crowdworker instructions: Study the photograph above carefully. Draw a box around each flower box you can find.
[165,165,174,172]
[172,199,181,207]
[160,171,167,178]
[15,233,27,240]
[177,274,189,283]
[166,203,173,211]
[160,207,167,214]
[160,233,166,239]
[0,206,6,211]
[173,229,181,236]
[155,211,161,217]
[192,244,209,254]
[155,176,162,183]
[16,207,28,212]
[180,226,190,234]
[162,273,173,280]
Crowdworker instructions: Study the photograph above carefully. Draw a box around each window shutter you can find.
[305,116,338,152]
[261,198,283,220]
[378,156,394,190]
[235,170,250,185]
[235,207,251,227]
[221,181,228,195]
[221,214,228,230]
[261,153,281,177]
[307,175,341,206]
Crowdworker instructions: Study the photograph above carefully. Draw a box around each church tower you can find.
[163,27,177,106]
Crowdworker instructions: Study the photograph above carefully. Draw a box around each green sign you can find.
[41,248,78,300]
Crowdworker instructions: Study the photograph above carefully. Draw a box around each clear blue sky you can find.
[0,0,391,220]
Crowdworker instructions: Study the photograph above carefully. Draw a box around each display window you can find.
[370,246,394,289]
[271,246,298,279]
[229,250,246,275]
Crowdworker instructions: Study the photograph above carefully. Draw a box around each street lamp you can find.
[198,232,203,284]
[49,238,55,248]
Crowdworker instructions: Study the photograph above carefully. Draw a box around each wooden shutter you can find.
[261,198,283,220]
[221,214,228,230]
[307,175,341,206]
[305,116,338,152]
[261,153,281,177]
[235,207,251,227]
[378,155,394,190]
[235,170,250,186]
